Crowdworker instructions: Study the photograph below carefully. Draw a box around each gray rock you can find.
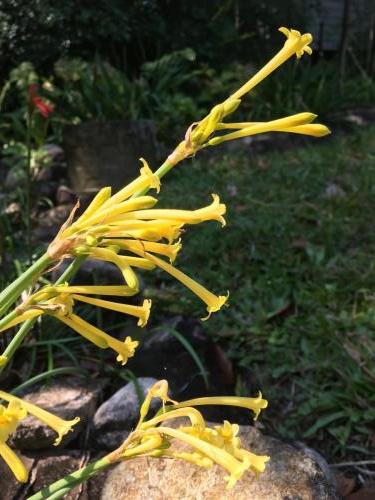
[101,426,340,500]
[4,167,26,190]
[56,184,76,205]
[27,451,109,499]
[10,379,100,450]
[92,377,159,450]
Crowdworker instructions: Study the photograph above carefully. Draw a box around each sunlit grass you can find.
[149,126,375,460]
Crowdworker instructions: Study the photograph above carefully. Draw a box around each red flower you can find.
[31,96,54,118]
[28,84,54,118]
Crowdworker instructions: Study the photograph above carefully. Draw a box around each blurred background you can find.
[0,1,374,495]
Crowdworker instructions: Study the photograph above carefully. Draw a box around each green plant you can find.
[0,27,332,497]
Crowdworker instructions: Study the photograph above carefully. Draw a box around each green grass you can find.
[147,127,375,461]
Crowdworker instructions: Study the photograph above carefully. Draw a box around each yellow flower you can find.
[209,112,330,145]
[143,252,228,319]
[0,392,80,482]
[229,27,313,101]
[0,286,144,365]
[109,380,269,489]
[166,26,328,165]
[0,400,27,482]
[170,392,268,421]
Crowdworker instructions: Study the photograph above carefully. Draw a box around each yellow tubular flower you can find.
[0,391,80,447]
[72,295,152,327]
[74,196,158,229]
[0,400,28,482]
[229,27,313,101]
[170,393,268,421]
[122,433,165,459]
[143,252,228,320]
[104,238,182,263]
[152,426,249,489]
[88,247,140,290]
[55,313,138,364]
[141,407,206,430]
[100,158,160,208]
[48,285,139,297]
[0,309,43,333]
[72,187,112,226]
[110,194,226,226]
[106,220,183,243]
[209,113,330,145]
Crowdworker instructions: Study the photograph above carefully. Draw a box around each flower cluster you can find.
[0,391,79,482]
[167,27,330,165]
[108,380,269,489]
[0,285,146,365]
[47,159,228,319]
[0,26,333,490]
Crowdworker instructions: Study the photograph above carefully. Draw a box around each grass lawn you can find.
[147,126,375,462]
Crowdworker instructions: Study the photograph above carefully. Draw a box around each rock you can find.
[42,143,65,163]
[10,379,100,450]
[63,119,158,194]
[34,180,58,201]
[22,451,110,500]
[33,204,74,243]
[4,167,26,190]
[101,426,340,500]
[27,451,109,499]
[56,184,77,205]
[323,183,346,199]
[92,377,159,450]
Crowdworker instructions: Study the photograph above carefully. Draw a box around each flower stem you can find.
[27,456,111,500]
[0,255,87,374]
[0,252,52,318]
[25,109,32,263]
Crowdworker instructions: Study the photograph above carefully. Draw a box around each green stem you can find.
[0,318,37,374]
[27,456,111,500]
[0,252,52,318]
[0,255,87,373]
[54,255,86,285]
[26,110,32,263]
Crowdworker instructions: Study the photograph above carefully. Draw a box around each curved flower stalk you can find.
[0,391,79,482]
[167,27,330,166]
[0,285,146,365]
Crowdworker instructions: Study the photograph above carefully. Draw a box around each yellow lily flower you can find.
[0,399,27,482]
[209,113,330,145]
[170,392,268,421]
[143,252,228,319]
[56,313,139,364]
[104,238,182,263]
[166,27,328,166]
[72,295,152,327]
[229,27,313,102]
[109,380,269,489]
[0,392,80,482]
